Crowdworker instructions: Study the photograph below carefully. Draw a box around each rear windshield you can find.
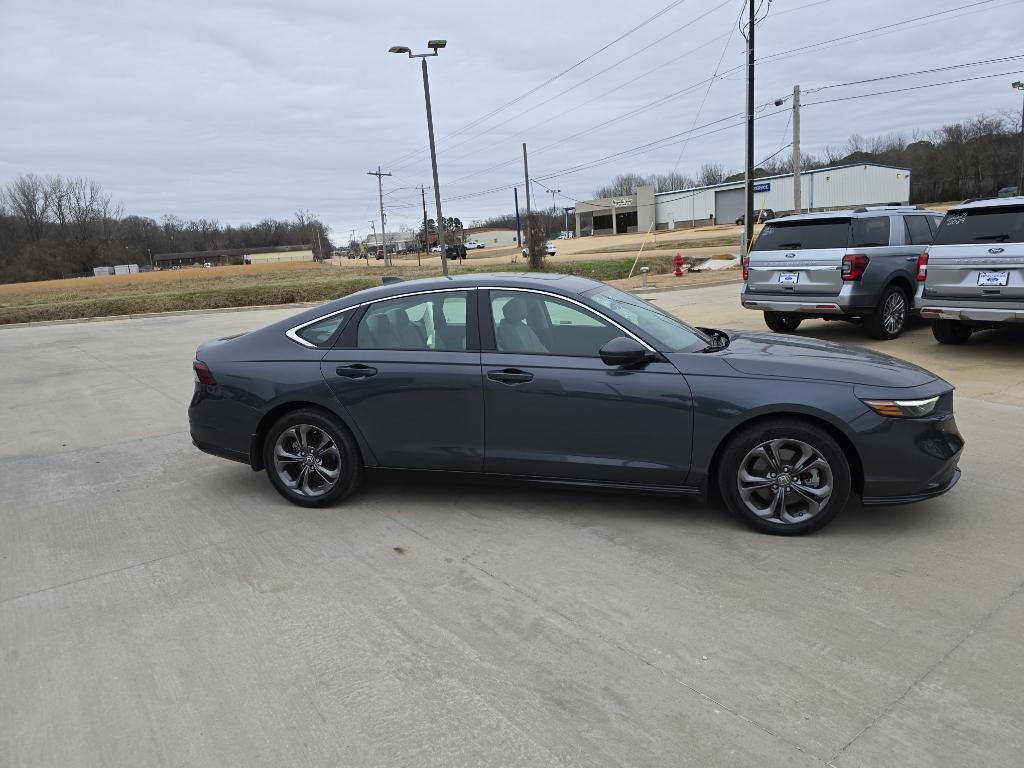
[753,217,890,250]
[932,206,1024,245]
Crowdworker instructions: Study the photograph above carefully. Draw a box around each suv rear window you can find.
[753,217,891,250]
[932,206,1024,245]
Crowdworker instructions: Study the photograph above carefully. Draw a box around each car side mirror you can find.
[599,336,653,367]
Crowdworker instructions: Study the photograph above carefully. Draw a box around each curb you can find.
[631,277,742,295]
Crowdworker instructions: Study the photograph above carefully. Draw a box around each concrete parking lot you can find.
[2,284,1023,767]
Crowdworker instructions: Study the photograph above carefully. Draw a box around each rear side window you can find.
[850,217,891,247]
[903,215,934,246]
[932,206,1024,245]
[754,219,851,250]
[295,312,347,346]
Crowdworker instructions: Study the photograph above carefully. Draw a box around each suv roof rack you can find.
[851,204,921,213]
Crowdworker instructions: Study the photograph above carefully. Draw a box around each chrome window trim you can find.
[285,287,472,348]
[285,284,655,352]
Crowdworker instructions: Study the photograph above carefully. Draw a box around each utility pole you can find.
[369,220,377,262]
[420,184,429,267]
[523,143,532,243]
[550,189,560,216]
[743,0,755,256]
[1014,81,1024,193]
[514,187,522,247]
[368,166,392,266]
[792,84,802,214]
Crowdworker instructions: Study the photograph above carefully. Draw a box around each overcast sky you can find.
[1,0,1022,239]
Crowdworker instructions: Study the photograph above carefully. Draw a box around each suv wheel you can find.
[718,420,851,535]
[932,319,972,345]
[263,409,362,508]
[865,285,908,340]
[763,312,802,333]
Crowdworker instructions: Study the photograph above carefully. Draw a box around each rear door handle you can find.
[335,364,377,379]
[487,368,534,385]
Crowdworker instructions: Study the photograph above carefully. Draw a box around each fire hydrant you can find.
[673,252,684,277]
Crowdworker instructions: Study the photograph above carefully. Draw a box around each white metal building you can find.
[574,163,912,235]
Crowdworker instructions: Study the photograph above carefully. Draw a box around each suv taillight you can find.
[916,253,928,282]
[741,255,749,281]
[842,253,869,281]
[193,360,216,386]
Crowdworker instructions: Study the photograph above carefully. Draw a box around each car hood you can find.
[716,331,938,387]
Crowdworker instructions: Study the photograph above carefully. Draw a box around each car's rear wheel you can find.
[717,420,851,535]
[864,285,908,340]
[932,319,972,345]
[763,312,802,333]
[263,409,362,508]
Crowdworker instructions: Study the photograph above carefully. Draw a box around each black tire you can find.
[763,312,802,333]
[931,319,972,345]
[717,419,852,535]
[864,285,909,340]
[263,408,362,508]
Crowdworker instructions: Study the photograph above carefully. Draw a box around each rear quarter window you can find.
[932,206,1024,245]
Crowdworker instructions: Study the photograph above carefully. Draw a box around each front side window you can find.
[490,290,621,357]
[357,291,468,351]
[587,286,708,352]
[295,312,346,346]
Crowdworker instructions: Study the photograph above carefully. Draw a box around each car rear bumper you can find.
[918,303,1024,323]
[741,297,846,314]
[741,285,879,315]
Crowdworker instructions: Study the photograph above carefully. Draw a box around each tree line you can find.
[0,174,333,283]
[592,112,1023,203]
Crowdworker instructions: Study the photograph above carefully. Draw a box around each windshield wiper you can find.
[974,234,1010,242]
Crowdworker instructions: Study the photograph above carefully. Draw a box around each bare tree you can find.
[696,162,728,186]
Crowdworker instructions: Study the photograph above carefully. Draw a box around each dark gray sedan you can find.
[189,273,963,535]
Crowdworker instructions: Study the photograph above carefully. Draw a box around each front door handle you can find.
[487,368,534,385]
[335,364,378,379]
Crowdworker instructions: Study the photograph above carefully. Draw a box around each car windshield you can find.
[932,206,1024,245]
[586,286,709,352]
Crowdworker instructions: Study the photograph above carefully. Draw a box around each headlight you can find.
[862,396,940,418]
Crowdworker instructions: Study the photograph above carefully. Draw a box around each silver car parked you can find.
[918,196,1024,343]
[741,206,943,339]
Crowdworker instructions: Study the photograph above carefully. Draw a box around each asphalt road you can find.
[2,285,1022,767]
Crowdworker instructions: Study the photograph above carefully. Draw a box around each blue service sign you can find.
[753,182,771,193]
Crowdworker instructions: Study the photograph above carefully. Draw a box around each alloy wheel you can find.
[273,424,342,498]
[736,438,833,525]
[882,291,906,335]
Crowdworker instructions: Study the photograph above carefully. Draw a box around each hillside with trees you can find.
[0,174,333,284]
[592,113,1022,202]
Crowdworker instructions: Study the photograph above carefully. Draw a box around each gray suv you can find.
[917,196,1024,343]
[741,206,943,339]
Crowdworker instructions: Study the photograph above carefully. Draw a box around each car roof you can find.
[949,195,1024,211]
[763,206,931,224]
[332,272,603,307]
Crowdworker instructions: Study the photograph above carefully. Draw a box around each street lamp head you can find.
[427,39,447,50]
[389,45,411,54]
[1013,81,1024,90]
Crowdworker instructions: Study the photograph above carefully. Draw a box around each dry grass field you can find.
[0,225,747,324]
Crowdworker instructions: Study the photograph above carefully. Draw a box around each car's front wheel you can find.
[763,312,802,333]
[932,319,972,345]
[718,419,851,535]
[263,409,362,507]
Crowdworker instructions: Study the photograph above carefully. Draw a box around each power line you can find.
[802,68,1024,107]
[384,0,692,168]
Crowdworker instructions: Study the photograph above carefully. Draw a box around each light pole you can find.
[1014,81,1024,194]
[390,40,449,277]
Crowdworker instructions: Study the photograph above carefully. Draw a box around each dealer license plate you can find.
[778,272,799,284]
[977,271,1009,287]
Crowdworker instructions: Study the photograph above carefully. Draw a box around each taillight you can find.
[741,255,749,281]
[193,360,216,386]
[842,253,869,281]
[916,253,928,282]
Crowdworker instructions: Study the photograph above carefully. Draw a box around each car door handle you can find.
[335,364,377,379]
[487,368,534,385]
